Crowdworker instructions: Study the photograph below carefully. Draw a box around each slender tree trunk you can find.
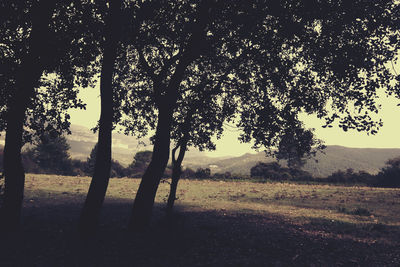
[166,140,187,217]
[128,56,195,231]
[127,0,212,231]
[0,0,55,231]
[78,0,122,236]
[128,103,174,230]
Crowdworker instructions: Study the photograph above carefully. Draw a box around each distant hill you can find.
[183,146,400,177]
[67,124,152,166]
[2,124,400,177]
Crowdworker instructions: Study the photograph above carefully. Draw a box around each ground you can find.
[1,174,399,266]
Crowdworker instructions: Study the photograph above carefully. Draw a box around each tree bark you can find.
[0,0,55,231]
[78,0,122,236]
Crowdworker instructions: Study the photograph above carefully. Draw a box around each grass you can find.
[1,174,400,266]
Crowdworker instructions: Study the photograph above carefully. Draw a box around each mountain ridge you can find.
[2,124,400,177]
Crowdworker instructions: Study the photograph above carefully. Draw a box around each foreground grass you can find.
[1,174,399,266]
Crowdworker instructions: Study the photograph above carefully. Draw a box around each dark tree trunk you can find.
[166,139,187,217]
[128,103,174,230]
[2,99,32,231]
[127,1,212,231]
[78,0,122,236]
[0,0,55,231]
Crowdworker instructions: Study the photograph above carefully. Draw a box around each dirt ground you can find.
[0,174,399,266]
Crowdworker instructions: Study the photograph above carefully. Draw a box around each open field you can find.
[1,174,400,266]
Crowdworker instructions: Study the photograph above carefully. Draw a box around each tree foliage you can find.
[375,157,400,188]
[86,143,127,178]
[29,134,72,175]
[127,150,153,176]
[0,0,102,141]
[250,162,312,181]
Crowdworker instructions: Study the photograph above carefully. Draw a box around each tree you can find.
[127,151,153,177]
[85,143,98,175]
[0,0,101,230]
[125,0,218,230]
[376,157,400,188]
[194,168,211,179]
[78,0,125,235]
[166,74,236,215]
[119,0,399,230]
[275,126,325,169]
[1,0,58,231]
[31,134,73,175]
[85,143,127,178]
[250,162,312,181]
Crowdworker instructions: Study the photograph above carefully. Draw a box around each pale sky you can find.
[69,82,400,158]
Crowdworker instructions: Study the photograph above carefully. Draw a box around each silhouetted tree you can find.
[126,0,217,230]
[181,168,195,178]
[121,0,399,230]
[31,134,73,175]
[275,126,325,169]
[110,160,126,178]
[85,143,98,175]
[85,143,127,178]
[0,0,101,230]
[250,162,312,181]
[376,157,400,188]
[166,76,235,215]
[78,0,125,235]
[127,151,153,177]
[194,168,211,179]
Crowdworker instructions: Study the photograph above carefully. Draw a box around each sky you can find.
[69,82,400,158]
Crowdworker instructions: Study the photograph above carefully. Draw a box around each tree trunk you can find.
[0,0,55,231]
[166,140,187,217]
[78,0,122,236]
[127,1,212,231]
[2,102,30,231]
[128,103,174,230]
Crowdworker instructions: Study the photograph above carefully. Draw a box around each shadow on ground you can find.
[0,194,399,266]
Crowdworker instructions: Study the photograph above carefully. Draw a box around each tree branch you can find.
[138,48,158,83]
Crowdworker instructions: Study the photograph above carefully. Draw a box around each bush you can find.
[181,167,195,178]
[250,162,312,181]
[194,168,211,179]
[375,157,400,188]
[110,160,126,178]
[326,168,375,185]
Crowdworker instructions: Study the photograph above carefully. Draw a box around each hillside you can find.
[182,146,400,177]
[2,124,400,177]
[67,124,151,166]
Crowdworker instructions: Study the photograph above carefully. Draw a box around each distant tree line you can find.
[0,137,156,178]
[2,136,399,189]
[249,159,400,188]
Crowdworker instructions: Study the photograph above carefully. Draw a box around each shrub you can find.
[250,162,312,181]
[194,168,211,179]
[181,168,195,178]
[326,168,375,185]
[375,157,400,188]
[351,207,371,216]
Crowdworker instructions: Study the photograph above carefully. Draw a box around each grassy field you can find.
[1,174,400,266]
